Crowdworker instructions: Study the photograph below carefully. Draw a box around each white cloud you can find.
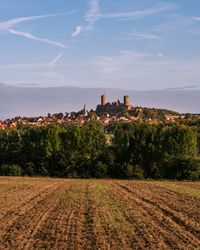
[157,53,164,58]
[39,70,64,79]
[2,80,59,87]
[2,50,200,91]
[0,53,65,78]
[0,13,62,30]
[189,30,200,35]
[85,0,101,24]
[191,16,200,21]
[130,32,160,40]
[74,1,174,37]
[0,63,48,69]
[71,25,92,37]
[72,0,101,37]
[85,1,174,22]
[8,29,67,48]
[49,53,64,71]
[102,3,174,19]
[93,50,149,74]
[79,50,200,90]
[71,26,83,37]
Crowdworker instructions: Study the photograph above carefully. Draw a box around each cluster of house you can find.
[0,110,139,129]
[0,94,194,129]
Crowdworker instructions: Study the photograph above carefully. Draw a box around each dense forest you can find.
[0,121,200,180]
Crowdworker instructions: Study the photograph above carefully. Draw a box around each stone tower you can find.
[101,94,106,106]
[124,95,129,106]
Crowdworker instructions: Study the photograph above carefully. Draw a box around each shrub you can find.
[164,158,200,180]
[0,164,22,176]
[93,161,108,178]
[120,164,144,179]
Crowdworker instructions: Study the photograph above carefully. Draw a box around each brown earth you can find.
[0,177,199,250]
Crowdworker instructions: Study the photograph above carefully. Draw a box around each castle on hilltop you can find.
[96,94,134,115]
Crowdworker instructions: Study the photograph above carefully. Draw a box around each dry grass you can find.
[0,177,199,250]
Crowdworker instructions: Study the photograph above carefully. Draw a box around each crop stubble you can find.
[0,177,199,250]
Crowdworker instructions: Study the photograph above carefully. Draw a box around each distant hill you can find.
[0,83,200,119]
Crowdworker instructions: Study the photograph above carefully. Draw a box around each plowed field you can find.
[0,178,200,250]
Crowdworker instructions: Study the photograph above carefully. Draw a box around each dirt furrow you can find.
[82,186,96,250]
[107,182,172,249]
[0,181,60,220]
[135,182,200,220]
[0,178,199,250]
[91,181,152,250]
[118,182,200,235]
[21,186,72,250]
[0,183,63,249]
[112,182,200,249]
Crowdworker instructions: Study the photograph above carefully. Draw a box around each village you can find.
[0,94,193,129]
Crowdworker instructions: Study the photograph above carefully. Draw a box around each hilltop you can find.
[0,83,200,119]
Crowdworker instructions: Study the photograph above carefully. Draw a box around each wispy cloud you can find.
[48,53,64,71]
[166,85,199,91]
[189,30,200,35]
[0,13,62,30]
[39,70,65,79]
[93,50,149,74]
[0,63,48,70]
[8,29,67,48]
[85,0,101,25]
[71,26,83,37]
[74,1,174,37]
[0,12,69,48]
[129,32,160,40]
[1,50,200,91]
[1,80,59,87]
[87,2,174,22]
[191,16,200,21]
[80,50,200,90]
[102,3,174,19]
[71,25,91,37]
[72,0,100,37]
[0,53,64,71]
[157,53,164,58]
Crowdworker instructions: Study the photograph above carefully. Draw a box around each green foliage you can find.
[119,164,144,179]
[161,125,197,160]
[142,107,179,120]
[24,162,35,176]
[114,123,160,178]
[0,129,21,165]
[163,158,200,180]
[92,161,108,178]
[0,164,22,176]
[0,122,199,180]
[113,122,199,179]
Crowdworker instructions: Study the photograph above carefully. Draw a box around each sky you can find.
[0,0,200,90]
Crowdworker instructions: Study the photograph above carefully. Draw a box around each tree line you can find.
[0,122,200,179]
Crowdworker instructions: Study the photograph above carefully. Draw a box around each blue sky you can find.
[0,0,200,90]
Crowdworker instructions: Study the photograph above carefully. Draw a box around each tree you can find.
[0,164,21,176]
[114,122,160,178]
[0,129,21,165]
[160,125,198,178]
[60,122,106,178]
[161,125,197,160]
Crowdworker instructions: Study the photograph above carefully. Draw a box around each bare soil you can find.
[0,177,199,250]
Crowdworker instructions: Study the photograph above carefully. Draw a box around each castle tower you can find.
[124,95,129,106]
[101,94,106,106]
